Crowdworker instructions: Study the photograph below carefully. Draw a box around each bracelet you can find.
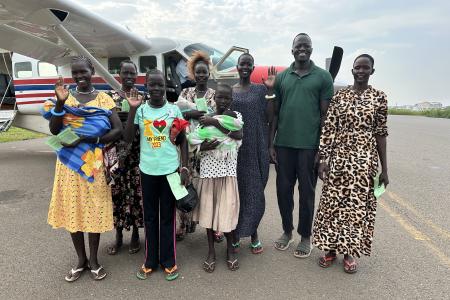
[50,108,65,116]
[265,94,276,100]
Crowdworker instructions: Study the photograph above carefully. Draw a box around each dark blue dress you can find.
[231,84,269,238]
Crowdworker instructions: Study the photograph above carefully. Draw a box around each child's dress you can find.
[190,113,243,233]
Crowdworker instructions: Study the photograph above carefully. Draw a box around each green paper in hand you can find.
[166,172,189,200]
[46,136,63,151]
[57,127,80,145]
[373,175,386,199]
[195,98,208,112]
[121,99,130,112]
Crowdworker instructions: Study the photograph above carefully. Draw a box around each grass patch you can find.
[389,107,450,119]
[0,126,47,143]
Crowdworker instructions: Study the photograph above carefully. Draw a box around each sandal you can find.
[273,233,294,251]
[202,260,216,273]
[129,242,141,255]
[90,265,107,281]
[214,232,225,243]
[64,264,88,282]
[318,252,337,268]
[176,233,185,242]
[293,240,312,258]
[226,259,239,271]
[343,257,358,274]
[164,265,179,281]
[250,240,264,254]
[136,265,153,280]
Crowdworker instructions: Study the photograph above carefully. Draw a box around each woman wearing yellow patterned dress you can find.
[45,56,122,282]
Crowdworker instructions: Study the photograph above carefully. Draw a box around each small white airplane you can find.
[0,0,343,135]
[0,0,251,134]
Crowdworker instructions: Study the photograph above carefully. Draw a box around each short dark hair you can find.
[216,82,232,94]
[292,33,311,44]
[237,52,254,64]
[145,68,164,82]
[354,54,375,67]
[71,55,94,72]
[120,59,137,72]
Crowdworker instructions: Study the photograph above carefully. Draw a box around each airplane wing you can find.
[0,0,152,65]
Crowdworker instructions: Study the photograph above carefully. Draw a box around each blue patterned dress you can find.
[231,84,269,238]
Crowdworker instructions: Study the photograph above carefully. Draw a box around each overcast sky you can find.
[79,0,450,106]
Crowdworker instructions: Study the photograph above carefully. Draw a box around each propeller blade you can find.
[328,46,343,82]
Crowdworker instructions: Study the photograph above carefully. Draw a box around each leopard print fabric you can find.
[313,86,388,257]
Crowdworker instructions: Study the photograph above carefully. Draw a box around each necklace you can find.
[195,87,208,93]
[76,86,96,94]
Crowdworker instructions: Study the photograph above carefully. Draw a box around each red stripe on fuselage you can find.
[15,93,54,98]
[14,76,147,85]
[16,100,46,105]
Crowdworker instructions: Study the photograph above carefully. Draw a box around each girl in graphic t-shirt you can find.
[190,83,243,272]
[124,69,190,282]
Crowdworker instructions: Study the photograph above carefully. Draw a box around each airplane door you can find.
[210,46,248,83]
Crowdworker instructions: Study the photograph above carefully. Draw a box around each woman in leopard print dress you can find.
[313,54,389,273]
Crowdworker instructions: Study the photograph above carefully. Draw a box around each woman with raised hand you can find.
[124,69,189,282]
[43,56,122,282]
[313,54,389,274]
[231,53,277,254]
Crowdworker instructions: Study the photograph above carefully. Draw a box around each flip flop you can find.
[343,257,358,274]
[318,252,337,268]
[273,233,294,251]
[107,244,121,255]
[64,265,88,282]
[250,240,264,254]
[164,266,179,281]
[136,265,153,280]
[227,259,239,271]
[90,265,107,281]
[293,240,313,258]
[129,242,141,254]
[176,233,185,242]
[202,260,216,273]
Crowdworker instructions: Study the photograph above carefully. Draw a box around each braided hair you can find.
[71,55,95,73]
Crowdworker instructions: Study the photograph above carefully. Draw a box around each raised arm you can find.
[49,76,69,135]
[123,88,142,143]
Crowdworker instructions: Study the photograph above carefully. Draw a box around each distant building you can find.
[413,101,443,111]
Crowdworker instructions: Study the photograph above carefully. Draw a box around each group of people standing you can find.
[43,32,389,283]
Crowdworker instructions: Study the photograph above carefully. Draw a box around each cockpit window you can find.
[184,43,236,71]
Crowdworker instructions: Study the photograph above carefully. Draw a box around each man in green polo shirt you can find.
[268,33,334,258]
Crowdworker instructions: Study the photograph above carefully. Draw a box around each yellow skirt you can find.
[48,160,113,233]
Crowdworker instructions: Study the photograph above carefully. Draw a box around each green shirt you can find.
[274,61,334,149]
[134,101,183,176]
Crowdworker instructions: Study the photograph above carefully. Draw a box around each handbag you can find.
[175,184,198,213]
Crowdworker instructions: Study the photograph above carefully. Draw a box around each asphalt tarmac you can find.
[0,115,449,299]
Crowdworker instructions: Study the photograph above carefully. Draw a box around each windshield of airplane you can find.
[184,43,236,71]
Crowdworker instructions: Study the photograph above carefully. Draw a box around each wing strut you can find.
[53,24,121,91]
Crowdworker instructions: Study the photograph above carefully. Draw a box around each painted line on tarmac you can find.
[379,200,450,268]
[386,190,450,240]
